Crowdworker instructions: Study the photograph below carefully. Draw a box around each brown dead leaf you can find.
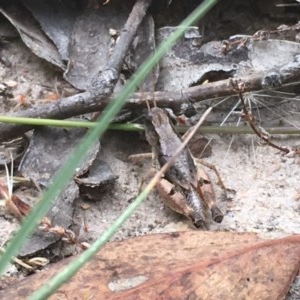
[1,231,300,299]
[0,182,31,219]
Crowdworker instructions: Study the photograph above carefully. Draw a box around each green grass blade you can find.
[0,115,145,131]
[0,0,217,277]
[1,115,300,135]
[29,188,150,300]
[0,57,144,276]
[0,0,217,297]
[26,1,218,299]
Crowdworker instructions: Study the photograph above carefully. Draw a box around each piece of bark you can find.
[18,181,79,257]
[0,0,152,141]
[1,232,300,299]
[19,127,100,183]
[22,0,79,61]
[131,14,158,92]
[17,127,100,257]
[88,0,152,97]
[156,33,300,90]
[0,0,65,69]
[65,3,130,89]
[75,154,118,201]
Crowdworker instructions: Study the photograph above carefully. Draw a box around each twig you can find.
[0,116,300,135]
[0,0,151,142]
[222,21,300,54]
[89,0,152,96]
[232,80,290,154]
[0,55,299,142]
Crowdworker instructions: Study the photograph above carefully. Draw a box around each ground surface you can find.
[0,0,300,298]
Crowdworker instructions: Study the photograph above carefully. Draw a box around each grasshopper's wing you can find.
[159,149,199,191]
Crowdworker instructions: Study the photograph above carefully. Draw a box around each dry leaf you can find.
[1,231,300,299]
[0,182,31,219]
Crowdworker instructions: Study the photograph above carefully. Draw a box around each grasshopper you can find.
[145,107,225,228]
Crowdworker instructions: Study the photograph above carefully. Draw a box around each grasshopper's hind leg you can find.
[184,187,207,228]
[156,179,207,228]
[195,161,225,223]
[195,159,227,191]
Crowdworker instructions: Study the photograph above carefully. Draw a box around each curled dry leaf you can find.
[0,181,31,219]
[26,257,49,267]
[1,231,300,299]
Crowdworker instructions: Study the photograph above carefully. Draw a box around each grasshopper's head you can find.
[146,107,180,139]
[148,107,172,127]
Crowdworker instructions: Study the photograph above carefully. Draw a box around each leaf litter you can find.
[0,0,300,298]
[0,231,300,299]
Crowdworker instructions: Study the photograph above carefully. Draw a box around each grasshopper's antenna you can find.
[145,98,151,112]
[151,70,157,108]
[139,73,151,112]
[0,153,13,206]
[9,153,13,198]
[4,153,14,199]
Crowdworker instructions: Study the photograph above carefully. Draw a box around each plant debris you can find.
[1,232,300,299]
[0,0,300,298]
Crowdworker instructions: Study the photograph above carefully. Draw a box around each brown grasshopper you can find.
[144,107,225,228]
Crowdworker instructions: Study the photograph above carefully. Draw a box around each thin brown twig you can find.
[89,0,152,96]
[0,52,300,142]
[231,80,290,154]
[222,21,300,54]
[0,0,152,142]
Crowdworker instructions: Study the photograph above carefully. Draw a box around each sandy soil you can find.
[0,1,299,297]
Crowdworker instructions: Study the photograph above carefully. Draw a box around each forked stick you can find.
[231,80,290,155]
